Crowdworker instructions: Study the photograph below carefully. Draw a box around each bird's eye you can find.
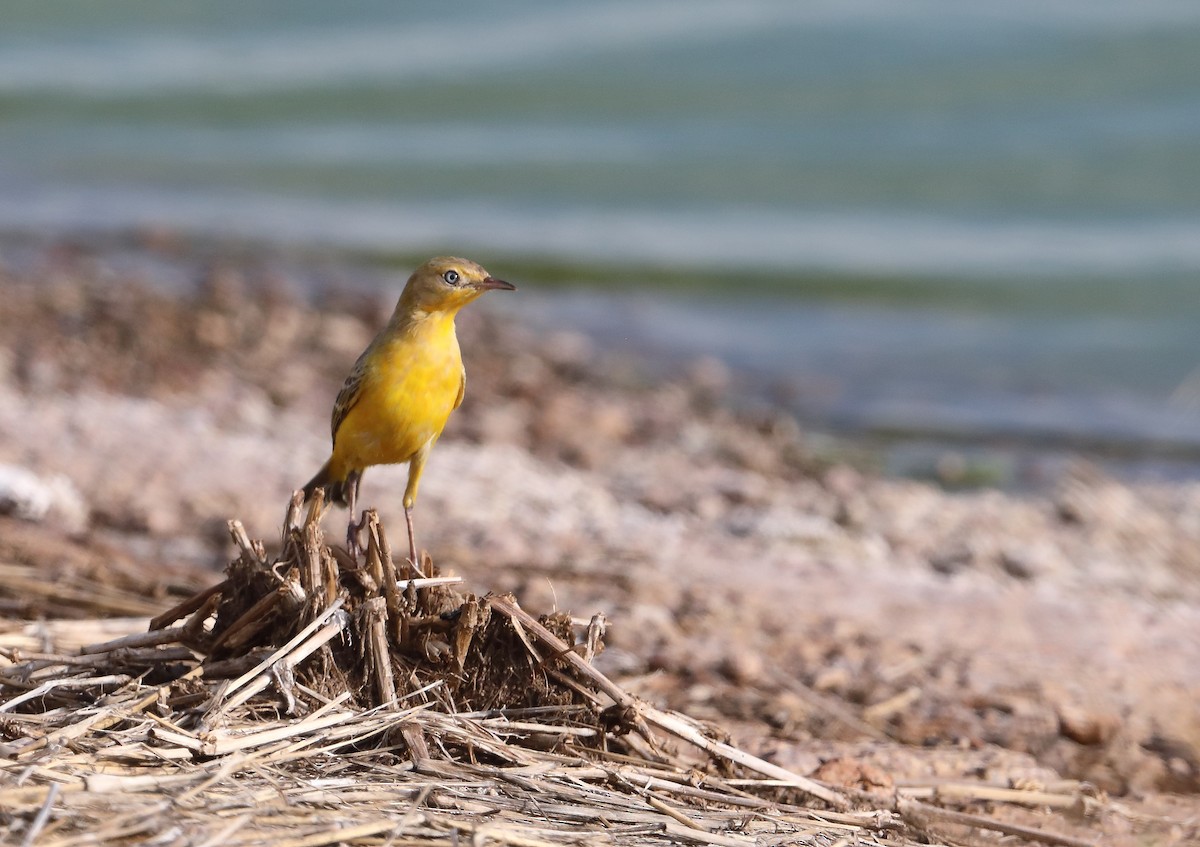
[443,270,460,285]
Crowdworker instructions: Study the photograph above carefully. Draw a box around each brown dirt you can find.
[1,240,1199,844]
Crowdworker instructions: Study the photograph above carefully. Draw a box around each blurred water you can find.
[2,1,1200,474]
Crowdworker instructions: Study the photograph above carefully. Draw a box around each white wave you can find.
[0,1,839,95]
[24,123,657,167]
[3,0,1198,95]
[2,184,1198,278]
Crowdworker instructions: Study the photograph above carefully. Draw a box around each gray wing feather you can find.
[331,350,370,443]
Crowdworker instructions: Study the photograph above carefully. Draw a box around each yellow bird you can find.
[302,256,515,566]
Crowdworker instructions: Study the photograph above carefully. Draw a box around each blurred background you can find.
[3,0,1199,487]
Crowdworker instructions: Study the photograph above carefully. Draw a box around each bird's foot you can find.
[345,515,367,561]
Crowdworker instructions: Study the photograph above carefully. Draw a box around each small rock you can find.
[930,544,973,575]
[0,464,89,534]
[719,649,764,686]
[812,666,851,694]
[999,548,1038,580]
[810,757,894,793]
[1057,703,1119,746]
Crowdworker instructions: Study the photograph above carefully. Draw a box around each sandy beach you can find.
[1,239,1198,843]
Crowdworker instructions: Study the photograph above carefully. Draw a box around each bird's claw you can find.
[346,514,366,561]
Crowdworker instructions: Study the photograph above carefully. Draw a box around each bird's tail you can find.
[301,460,353,507]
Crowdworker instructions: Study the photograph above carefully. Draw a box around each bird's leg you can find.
[404,444,431,577]
[345,471,363,559]
[405,502,421,577]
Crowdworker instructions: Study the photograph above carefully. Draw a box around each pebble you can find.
[0,464,89,534]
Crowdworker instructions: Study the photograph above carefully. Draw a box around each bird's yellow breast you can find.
[329,314,463,476]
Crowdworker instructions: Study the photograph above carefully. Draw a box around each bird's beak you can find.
[477,276,516,291]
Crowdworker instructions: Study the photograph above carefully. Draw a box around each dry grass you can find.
[0,499,1111,846]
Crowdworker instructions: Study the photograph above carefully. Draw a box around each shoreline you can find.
[5,228,1200,492]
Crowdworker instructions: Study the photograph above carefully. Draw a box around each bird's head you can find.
[398,256,516,317]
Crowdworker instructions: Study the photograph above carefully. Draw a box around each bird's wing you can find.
[330,350,370,443]
[453,365,466,410]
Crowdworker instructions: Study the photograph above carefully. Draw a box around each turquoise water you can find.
[3,1,1200,476]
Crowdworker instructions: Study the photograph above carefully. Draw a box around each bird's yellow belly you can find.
[331,336,462,474]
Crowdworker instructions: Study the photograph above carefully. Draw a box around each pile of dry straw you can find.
[0,496,1100,846]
